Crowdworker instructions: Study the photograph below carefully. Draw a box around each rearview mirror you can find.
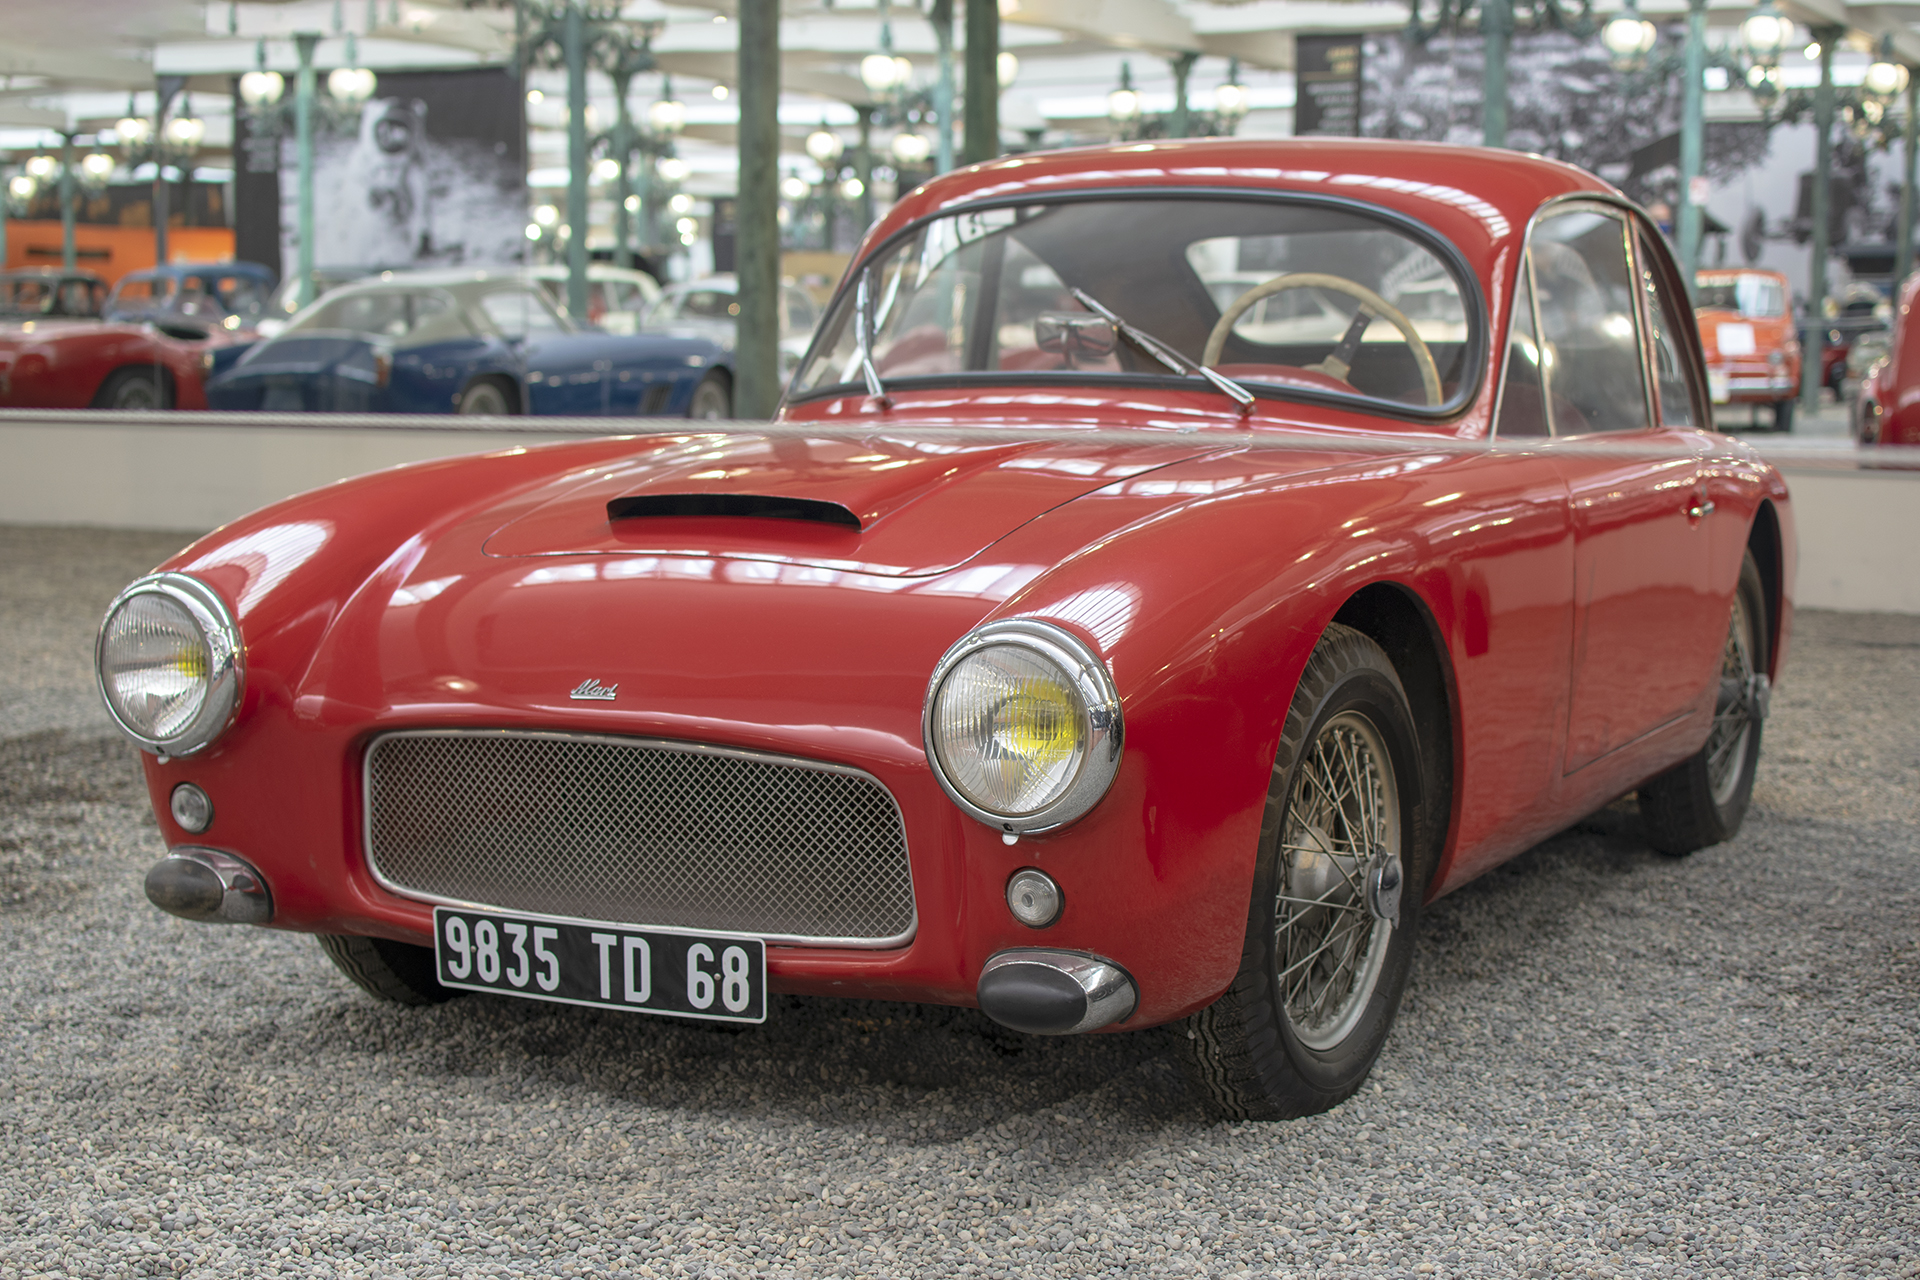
[1035,312,1116,365]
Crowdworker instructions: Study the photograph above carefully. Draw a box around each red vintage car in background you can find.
[98,139,1791,1121]
[1693,267,1801,431]
[0,268,108,320]
[0,261,267,410]
[1855,271,1920,446]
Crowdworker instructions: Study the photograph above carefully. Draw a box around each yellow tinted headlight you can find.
[96,574,243,756]
[925,620,1122,834]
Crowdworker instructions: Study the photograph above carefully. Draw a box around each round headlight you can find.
[96,573,244,757]
[923,619,1123,834]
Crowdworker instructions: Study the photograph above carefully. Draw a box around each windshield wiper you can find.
[855,270,889,404]
[1069,286,1254,412]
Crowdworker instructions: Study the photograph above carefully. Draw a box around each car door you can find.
[1427,254,1578,885]
[1525,204,1721,777]
[480,287,599,415]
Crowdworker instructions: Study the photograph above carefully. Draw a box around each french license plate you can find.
[433,906,766,1024]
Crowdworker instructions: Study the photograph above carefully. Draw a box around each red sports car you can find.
[98,139,1792,1120]
[1856,272,1920,447]
[0,311,243,410]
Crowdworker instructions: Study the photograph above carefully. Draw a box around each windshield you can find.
[289,289,454,338]
[790,196,1478,412]
[1694,274,1785,319]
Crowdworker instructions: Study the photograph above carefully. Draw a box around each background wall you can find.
[0,412,1912,614]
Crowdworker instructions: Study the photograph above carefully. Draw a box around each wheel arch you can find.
[91,361,177,408]
[462,372,523,414]
[1330,581,1458,898]
[1746,498,1785,682]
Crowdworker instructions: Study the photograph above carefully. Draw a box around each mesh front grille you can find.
[364,731,915,945]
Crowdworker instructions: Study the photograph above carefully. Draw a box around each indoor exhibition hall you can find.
[0,0,1913,1277]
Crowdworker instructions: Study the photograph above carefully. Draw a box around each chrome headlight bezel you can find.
[921,618,1124,835]
[95,572,245,757]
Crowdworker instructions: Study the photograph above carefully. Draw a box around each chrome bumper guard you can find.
[144,847,272,925]
[976,949,1137,1035]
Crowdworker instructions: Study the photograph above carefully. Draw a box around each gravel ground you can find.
[0,525,1913,1280]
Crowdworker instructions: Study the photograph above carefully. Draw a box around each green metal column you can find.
[1898,76,1918,292]
[856,106,875,232]
[931,0,955,173]
[563,1,589,321]
[1676,0,1707,289]
[154,78,183,269]
[1168,52,1196,139]
[294,35,319,306]
[59,133,76,271]
[735,0,781,419]
[1481,0,1511,148]
[1804,29,1837,415]
[962,0,999,165]
[612,71,635,271]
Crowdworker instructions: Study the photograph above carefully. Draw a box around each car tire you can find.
[94,367,171,411]
[316,934,460,1006]
[455,378,515,415]
[1771,397,1795,433]
[1638,550,1769,856]
[687,371,731,419]
[1179,622,1429,1120]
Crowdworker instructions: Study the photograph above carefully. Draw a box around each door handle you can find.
[1685,498,1715,520]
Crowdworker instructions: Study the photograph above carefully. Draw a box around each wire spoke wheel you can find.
[1179,622,1430,1120]
[1638,549,1770,856]
[1276,710,1398,1051]
[1705,590,1755,807]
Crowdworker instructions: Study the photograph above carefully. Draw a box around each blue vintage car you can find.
[104,261,278,331]
[205,270,734,417]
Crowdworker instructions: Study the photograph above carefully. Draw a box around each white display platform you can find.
[2,410,1915,613]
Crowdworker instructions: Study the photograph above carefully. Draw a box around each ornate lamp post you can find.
[1214,60,1249,136]
[1879,41,1920,290]
[805,126,846,250]
[233,33,375,306]
[1108,62,1142,140]
[1601,4,1658,69]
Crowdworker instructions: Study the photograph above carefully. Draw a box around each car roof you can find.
[870,137,1616,276]
[527,264,658,284]
[0,267,104,282]
[312,269,533,298]
[119,261,276,282]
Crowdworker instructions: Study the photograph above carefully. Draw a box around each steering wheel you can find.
[1202,272,1443,407]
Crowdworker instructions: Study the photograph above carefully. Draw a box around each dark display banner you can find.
[1295,34,1364,136]
[233,66,527,277]
[233,77,282,275]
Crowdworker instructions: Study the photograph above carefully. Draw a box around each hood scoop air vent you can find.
[607,492,864,530]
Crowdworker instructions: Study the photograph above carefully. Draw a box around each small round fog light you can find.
[1006,868,1062,929]
[169,783,213,833]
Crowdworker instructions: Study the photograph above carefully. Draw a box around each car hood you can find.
[484,430,1236,577]
[226,331,383,376]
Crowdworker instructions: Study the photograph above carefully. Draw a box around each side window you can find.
[479,289,568,340]
[1530,209,1652,435]
[1495,257,1551,437]
[784,287,817,335]
[1637,234,1698,428]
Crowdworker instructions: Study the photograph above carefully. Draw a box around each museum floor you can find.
[0,525,1912,1279]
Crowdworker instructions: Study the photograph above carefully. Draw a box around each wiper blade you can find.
[1069,286,1254,412]
[855,270,888,403]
